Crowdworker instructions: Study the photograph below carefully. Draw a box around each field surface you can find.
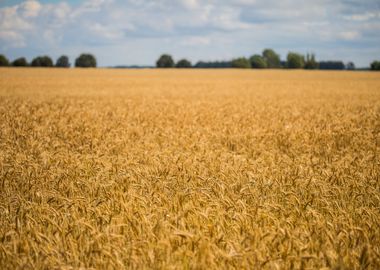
[0,68,380,269]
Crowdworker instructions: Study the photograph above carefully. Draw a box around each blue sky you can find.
[0,0,379,67]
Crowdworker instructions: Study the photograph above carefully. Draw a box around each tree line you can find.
[0,54,97,68]
[156,49,380,71]
[1,50,379,70]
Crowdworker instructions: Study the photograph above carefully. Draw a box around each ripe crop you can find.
[0,68,379,269]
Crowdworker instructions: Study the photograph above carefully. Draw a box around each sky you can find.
[0,0,379,67]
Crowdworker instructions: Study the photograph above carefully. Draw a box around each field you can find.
[0,68,379,269]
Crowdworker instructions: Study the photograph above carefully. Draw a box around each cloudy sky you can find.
[0,0,379,67]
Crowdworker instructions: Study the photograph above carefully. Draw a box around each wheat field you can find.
[0,68,379,269]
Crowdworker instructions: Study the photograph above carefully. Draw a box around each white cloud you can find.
[180,36,211,46]
[181,0,199,10]
[71,0,113,17]
[81,0,113,11]
[344,12,380,22]
[0,30,26,48]
[42,29,60,45]
[0,6,32,30]
[211,7,252,31]
[89,23,125,40]
[19,0,41,17]
[338,31,360,41]
[233,0,257,5]
[50,2,71,21]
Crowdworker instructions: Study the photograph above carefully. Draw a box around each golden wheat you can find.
[0,68,379,269]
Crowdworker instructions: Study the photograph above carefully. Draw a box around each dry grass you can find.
[0,68,379,269]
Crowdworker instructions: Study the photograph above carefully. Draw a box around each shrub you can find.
[194,61,232,68]
[250,55,267,69]
[319,61,345,70]
[176,59,192,68]
[231,57,251,69]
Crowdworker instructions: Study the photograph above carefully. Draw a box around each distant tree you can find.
[319,61,345,70]
[280,61,287,68]
[304,53,319,69]
[75,53,97,68]
[231,57,251,68]
[56,55,70,68]
[262,48,281,68]
[0,54,9,66]
[156,54,174,68]
[31,56,53,67]
[250,54,267,69]
[346,62,355,70]
[194,61,232,68]
[176,59,192,68]
[370,61,380,71]
[286,52,304,69]
[12,57,28,67]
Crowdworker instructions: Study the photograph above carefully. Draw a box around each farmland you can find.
[0,68,380,269]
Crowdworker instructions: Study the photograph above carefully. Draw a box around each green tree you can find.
[56,55,70,68]
[156,54,174,68]
[0,54,9,66]
[370,61,380,71]
[304,53,319,69]
[231,57,251,68]
[75,53,97,68]
[250,54,267,69]
[176,59,192,68]
[262,49,281,68]
[12,57,28,67]
[31,56,53,67]
[286,52,304,69]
